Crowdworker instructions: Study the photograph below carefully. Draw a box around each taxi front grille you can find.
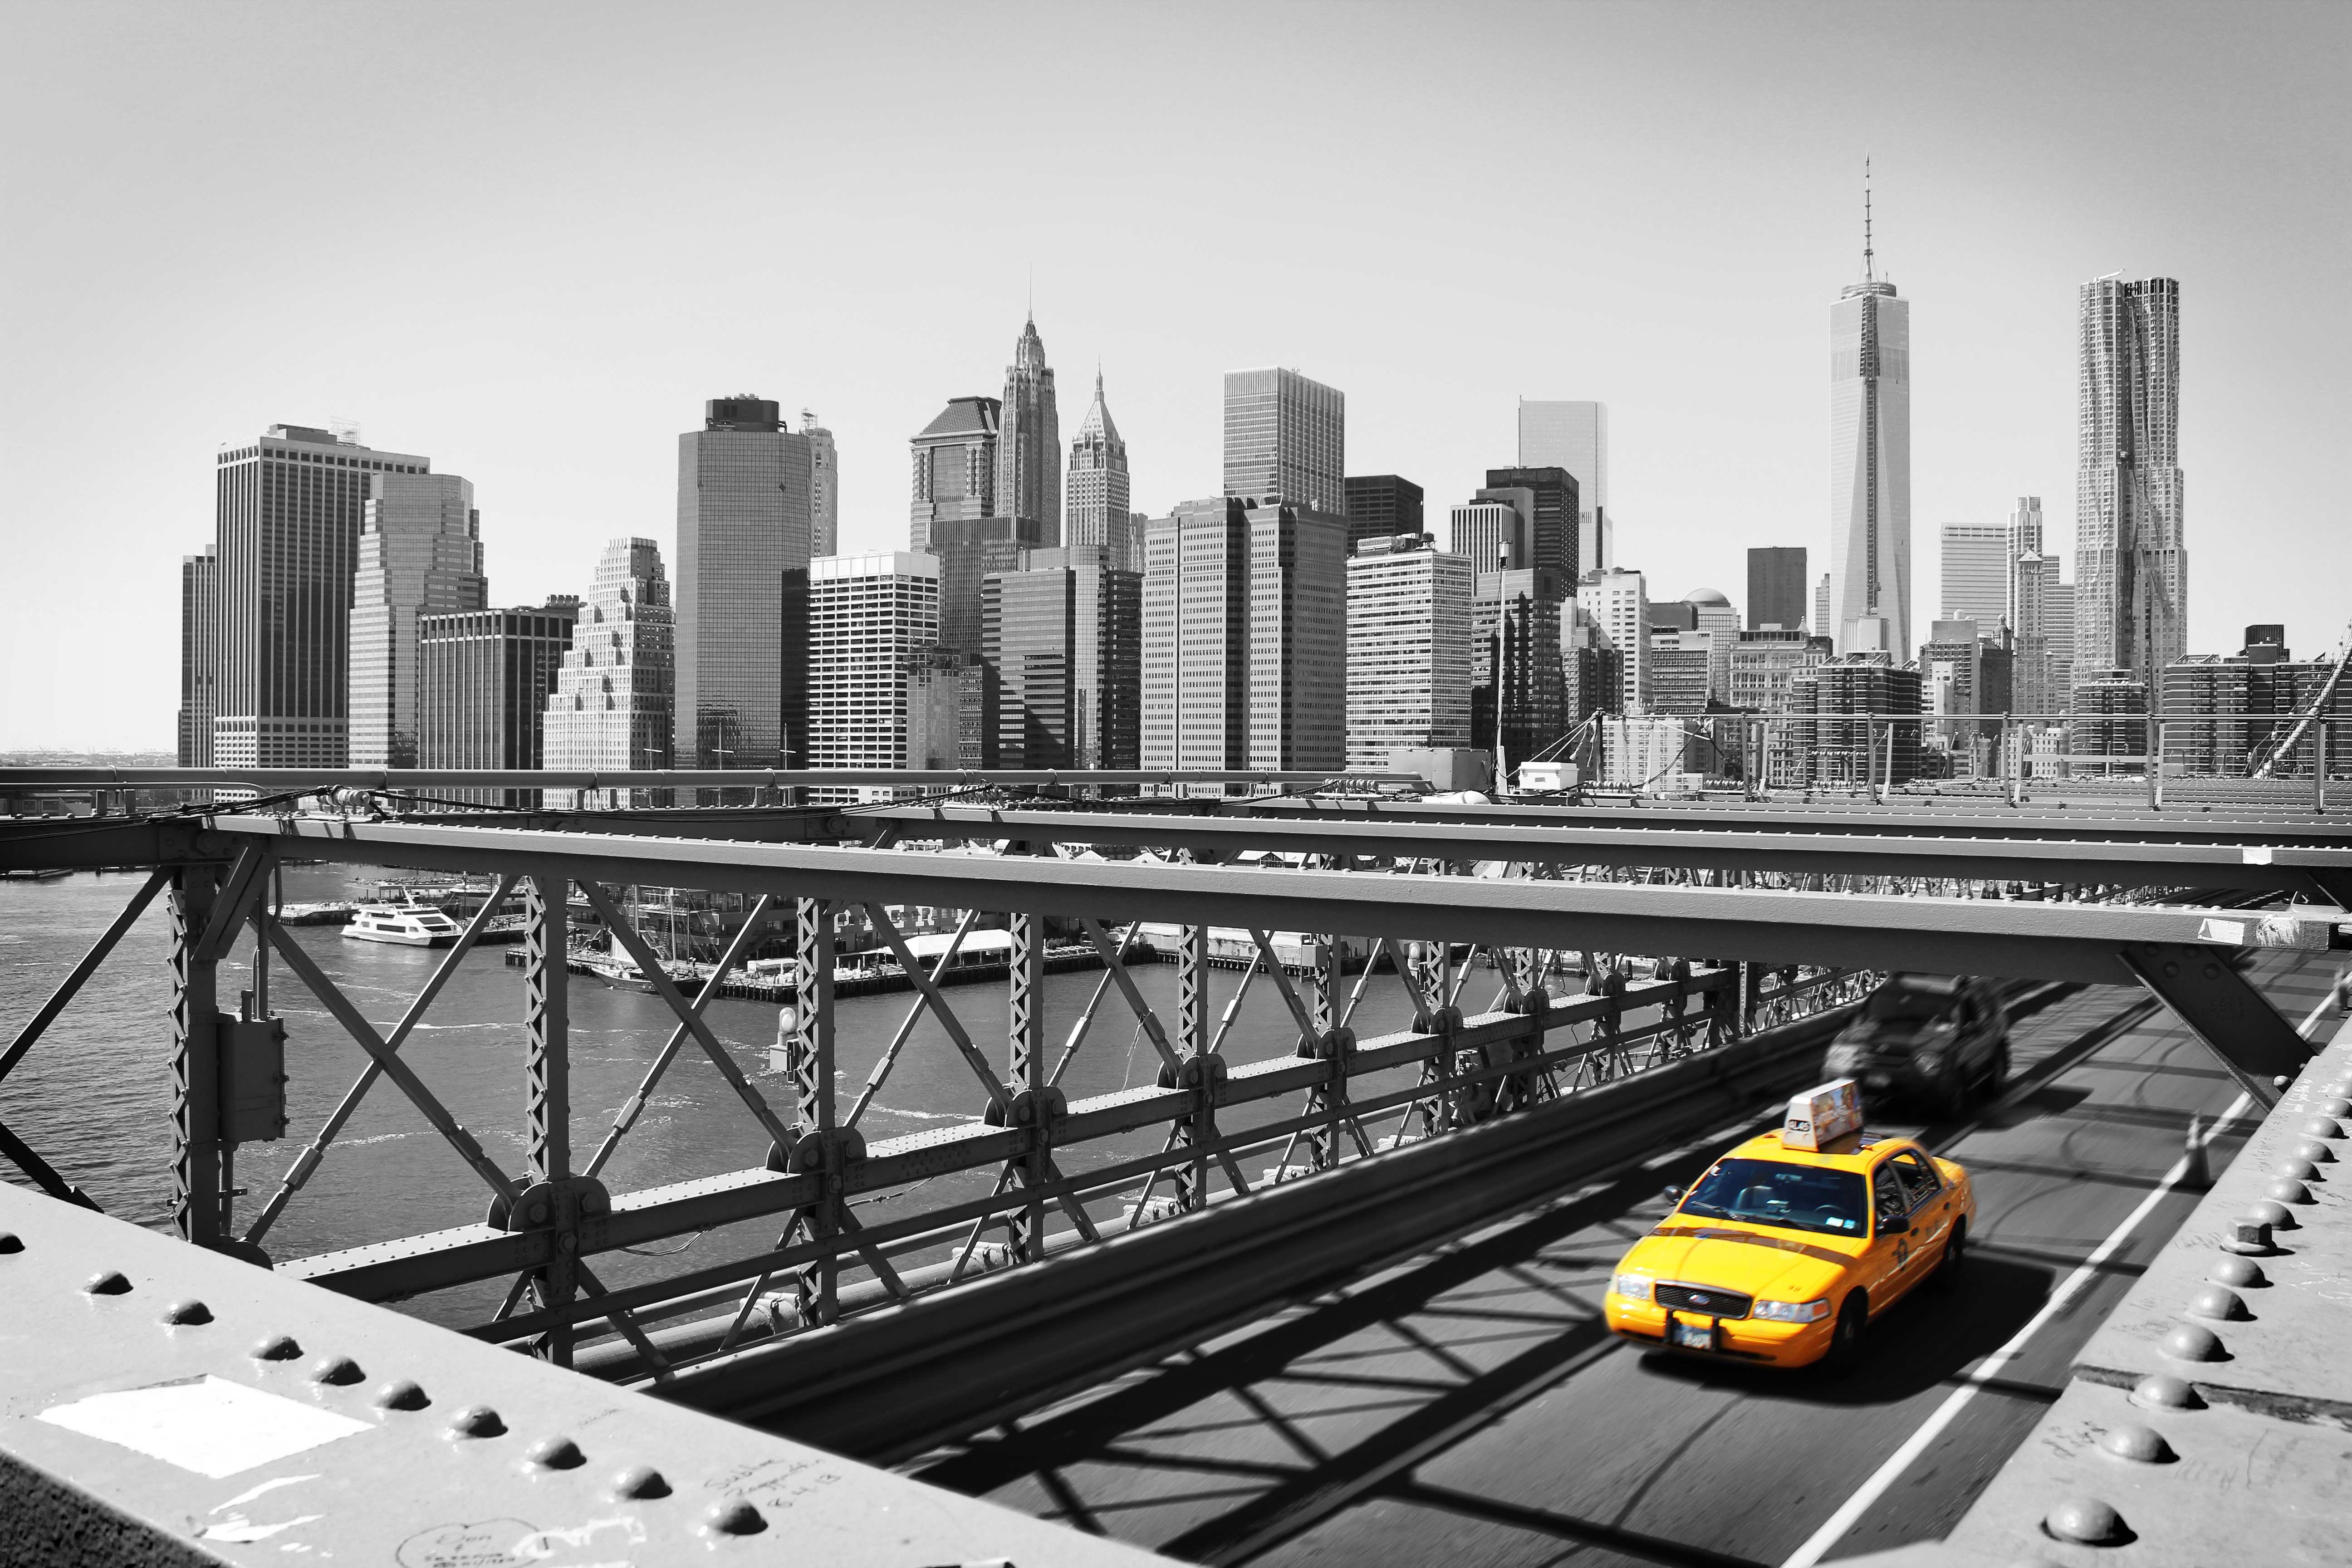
[1656,1283,1752,1319]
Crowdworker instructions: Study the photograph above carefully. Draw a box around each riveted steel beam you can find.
[2120,942,2318,1109]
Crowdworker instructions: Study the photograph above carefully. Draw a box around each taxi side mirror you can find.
[1662,1185,1684,1203]
[1879,1211,1910,1236]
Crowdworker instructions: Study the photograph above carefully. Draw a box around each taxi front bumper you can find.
[1604,1292,1838,1367]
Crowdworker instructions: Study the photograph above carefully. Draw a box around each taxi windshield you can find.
[1676,1158,1868,1237]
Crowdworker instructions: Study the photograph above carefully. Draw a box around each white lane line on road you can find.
[2298,990,2341,1040]
[1778,1091,2254,1568]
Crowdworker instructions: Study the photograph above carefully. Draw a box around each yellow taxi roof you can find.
[1726,1128,1905,1173]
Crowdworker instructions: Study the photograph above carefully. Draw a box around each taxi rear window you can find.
[1678,1159,1868,1236]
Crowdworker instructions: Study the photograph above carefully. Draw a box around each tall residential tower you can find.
[1223,368,1344,513]
[995,315,1061,544]
[2074,275,2186,691]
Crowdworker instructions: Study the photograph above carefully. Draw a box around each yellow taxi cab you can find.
[1602,1079,1975,1370]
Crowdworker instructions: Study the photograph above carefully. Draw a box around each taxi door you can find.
[1863,1160,1917,1314]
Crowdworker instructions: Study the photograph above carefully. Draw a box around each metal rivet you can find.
[83,1270,131,1295]
[2044,1496,2127,1544]
[2245,1199,2296,1230]
[524,1436,585,1470]
[2320,1096,2352,1118]
[0,1232,23,1254]
[2302,1116,2344,1140]
[2160,1323,2226,1362]
[2098,1424,2175,1463]
[2208,1254,2265,1288]
[2186,1285,2246,1321]
[2297,1138,2336,1164]
[2130,1372,2202,1409]
[2265,1178,2313,1205]
[2276,1157,2320,1182]
[610,1465,670,1500]
[702,1499,765,1536]
[448,1405,505,1439]
[309,1355,364,1386]
[161,1298,212,1325]
[374,1380,429,1411]
[526,1201,550,1225]
[251,1334,302,1361]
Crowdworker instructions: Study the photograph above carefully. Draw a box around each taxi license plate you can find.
[1669,1318,1716,1351]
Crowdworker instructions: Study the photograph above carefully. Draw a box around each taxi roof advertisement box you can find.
[1783,1078,1863,1151]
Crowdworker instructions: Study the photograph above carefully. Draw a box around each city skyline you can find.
[5,3,2345,746]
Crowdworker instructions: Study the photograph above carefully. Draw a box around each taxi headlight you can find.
[1611,1274,1654,1302]
[1752,1298,1833,1323]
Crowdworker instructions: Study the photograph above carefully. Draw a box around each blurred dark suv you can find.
[1824,974,2011,1117]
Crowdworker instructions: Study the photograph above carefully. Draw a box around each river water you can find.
[0,865,1455,1328]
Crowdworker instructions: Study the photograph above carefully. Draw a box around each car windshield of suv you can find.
[1865,985,1958,1024]
[1676,1159,1869,1236]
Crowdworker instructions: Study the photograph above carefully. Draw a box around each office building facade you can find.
[808,553,942,789]
[675,395,814,771]
[1223,368,1344,514]
[1787,657,1923,788]
[417,601,578,803]
[1577,568,1650,714]
[1828,272,1912,658]
[2075,275,2187,693]
[178,548,218,767]
[1728,628,1828,715]
[543,538,675,804]
[1561,602,1623,724]
[1472,568,1568,762]
[1449,495,1529,576]
[802,411,838,557]
[909,396,1000,550]
[985,547,1142,770]
[1345,536,1474,771]
[1343,475,1425,555]
[1483,467,1578,589]
[1066,372,1137,571]
[210,424,436,768]
[1517,400,1609,572]
[1748,546,1808,631]
[995,315,1061,545]
[1142,497,1348,774]
[348,473,487,767]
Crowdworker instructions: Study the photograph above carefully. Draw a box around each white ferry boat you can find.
[340,903,464,948]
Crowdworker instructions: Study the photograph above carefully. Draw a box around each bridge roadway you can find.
[907,950,2345,1567]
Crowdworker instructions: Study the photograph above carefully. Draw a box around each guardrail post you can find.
[169,864,225,1247]
[1307,934,1341,1171]
[1007,909,1047,1260]
[792,896,839,1322]
[2318,719,2330,812]
[1175,922,1207,1210]
[520,875,576,1362]
[2147,715,2163,809]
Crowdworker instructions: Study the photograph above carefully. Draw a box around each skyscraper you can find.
[1939,522,2009,630]
[1517,401,1608,572]
[1065,372,1137,571]
[1223,368,1344,513]
[544,538,675,804]
[1827,191,1911,658]
[348,472,487,767]
[995,316,1061,544]
[418,600,578,805]
[802,410,839,557]
[1343,475,1425,554]
[1346,535,1474,771]
[2074,275,2186,692]
[178,548,217,767]
[675,395,815,771]
[1142,497,1347,774]
[984,547,1142,769]
[210,424,435,768]
[1814,573,1832,641]
[1448,494,1529,575]
[808,552,942,792]
[1472,568,1567,761]
[909,396,1000,550]
[1577,568,1650,714]
[2008,497,2063,715]
[1483,467,1579,590]
[1747,546,1808,631]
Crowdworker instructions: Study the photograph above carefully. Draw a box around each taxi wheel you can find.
[1933,1219,1967,1291]
[1822,1291,1868,1375]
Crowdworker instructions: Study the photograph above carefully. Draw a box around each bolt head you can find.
[373,1380,429,1411]
[526,1200,550,1225]
[161,1298,212,1325]
[2186,1285,2247,1321]
[2160,1323,2227,1362]
[2302,1116,2344,1140]
[524,1436,585,1470]
[2043,1495,2127,1544]
[2265,1177,2314,1205]
[2097,1424,2176,1464]
[250,1333,302,1361]
[2276,1156,2320,1182]
[2130,1372,2202,1409]
[82,1270,131,1295]
[2320,1096,2352,1118]
[2207,1254,2265,1289]
[447,1405,505,1439]
[702,1499,765,1536]
[0,1232,22,1254]
[309,1355,364,1386]
[2295,1137,2336,1163]
[609,1465,670,1500]
[2245,1198,2297,1230]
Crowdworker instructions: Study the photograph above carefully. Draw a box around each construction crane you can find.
[2252,615,2352,779]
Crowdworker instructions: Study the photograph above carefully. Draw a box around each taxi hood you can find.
[1630,1220,1862,1303]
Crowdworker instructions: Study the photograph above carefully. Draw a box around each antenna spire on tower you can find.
[1863,156,1875,282]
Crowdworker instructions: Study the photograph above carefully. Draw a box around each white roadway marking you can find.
[1778,1090,2254,1568]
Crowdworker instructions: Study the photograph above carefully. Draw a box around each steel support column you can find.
[520,875,576,1362]
[1174,921,1208,1210]
[791,896,840,1323]
[2121,943,2315,1110]
[168,864,225,1246]
[1007,910,1047,1259]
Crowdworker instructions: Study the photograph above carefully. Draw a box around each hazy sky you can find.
[3,1,2345,748]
